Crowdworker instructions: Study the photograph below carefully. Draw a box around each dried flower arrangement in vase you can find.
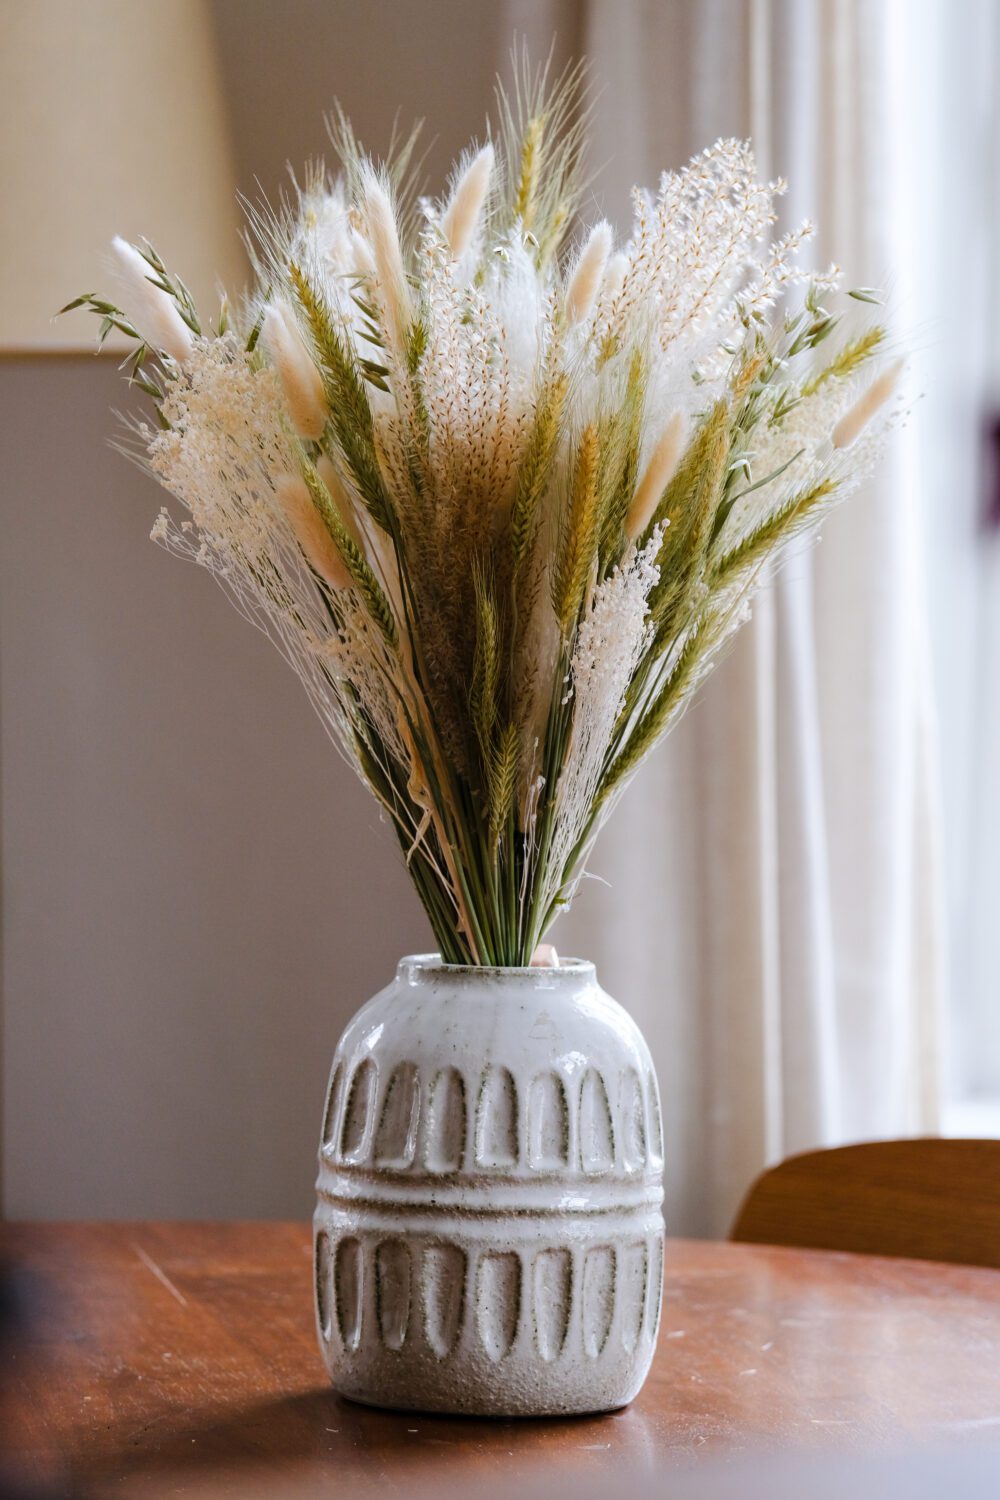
[66,53,901,1414]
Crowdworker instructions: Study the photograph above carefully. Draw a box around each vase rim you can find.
[396,952,596,984]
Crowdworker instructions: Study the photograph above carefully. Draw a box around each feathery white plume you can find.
[441,144,495,260]
[832,359,904,449]
[626,412,687,539]
[565,221,613,323]
[109,236,193,364]
[261,300,328,441]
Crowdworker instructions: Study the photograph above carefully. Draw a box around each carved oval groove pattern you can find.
[318,1234,665,1370]
[340,1058,377,1161]
[647,1071,664,1166]
[325,1058,664,1183]
[375,1063,420,1168]
[579,1069,614,1174]
[315,1231,333,1341]
[475,1066,519,1168]
[620,1068,646,1173]
[375,1240,411,1350]
[322,1063,344,1153]
[477,1251,521,1362]
[649,1234,665,1341]
[425,1067,466,1173]
[582,1245,616,1357]
[527,1072,569,1170]
[423,1244,466,1357]
[533,1248,571,1361]
[619,1242,648,1354]
[334,1237,363,1352]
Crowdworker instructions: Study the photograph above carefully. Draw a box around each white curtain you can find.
[509,0,944,1236]
[906,0,1000,1110]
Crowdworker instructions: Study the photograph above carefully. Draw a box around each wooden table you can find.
[5,1223,1000,1497]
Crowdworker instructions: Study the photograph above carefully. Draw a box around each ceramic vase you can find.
[313,954,664,1416]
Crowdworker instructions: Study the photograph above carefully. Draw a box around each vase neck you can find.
[395,953,596,994]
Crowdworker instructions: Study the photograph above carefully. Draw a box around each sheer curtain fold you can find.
[511,0,942,1236]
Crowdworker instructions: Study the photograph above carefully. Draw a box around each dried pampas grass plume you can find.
[441,144,495,260]
[274,472,351,590]
[109,237,193,365]
[261,300,328,441]
[832,358,904,449]
[565,221,613,323]
[359,167,411,355]
[626,411,687,540]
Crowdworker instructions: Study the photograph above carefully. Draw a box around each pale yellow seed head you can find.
[441,144,495,260]
[625,411,687,540]
[832,358,904,450]
[565,221,613,324]
[261,300,327,442]
[109,236,193,365]
[273,472,351,591]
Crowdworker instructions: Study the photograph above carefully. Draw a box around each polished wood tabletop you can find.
[4,1222,1000,1497]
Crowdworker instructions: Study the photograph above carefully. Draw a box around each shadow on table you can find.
[71,1386,658,1494]
[72,1401,1000,1500]
[2,1254,84,1500]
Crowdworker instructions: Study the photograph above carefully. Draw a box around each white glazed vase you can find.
[313,955,664,1416]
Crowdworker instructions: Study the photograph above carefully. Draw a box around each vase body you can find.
[313,955,664,1416]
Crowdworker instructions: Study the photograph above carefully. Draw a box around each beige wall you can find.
[1,1,581,1217]
[209,0,559,204]
[0,355,430,1217]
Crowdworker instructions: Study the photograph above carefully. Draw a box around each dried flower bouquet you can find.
[66,61,901,965]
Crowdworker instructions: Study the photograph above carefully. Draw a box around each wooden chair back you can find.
[730,1139,1000,1268]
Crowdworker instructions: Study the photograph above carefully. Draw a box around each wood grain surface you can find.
[4,1222,1000,1497]
[731,1139,1000,1268]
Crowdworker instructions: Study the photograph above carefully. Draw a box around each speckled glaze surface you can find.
[313,955,664,1416]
